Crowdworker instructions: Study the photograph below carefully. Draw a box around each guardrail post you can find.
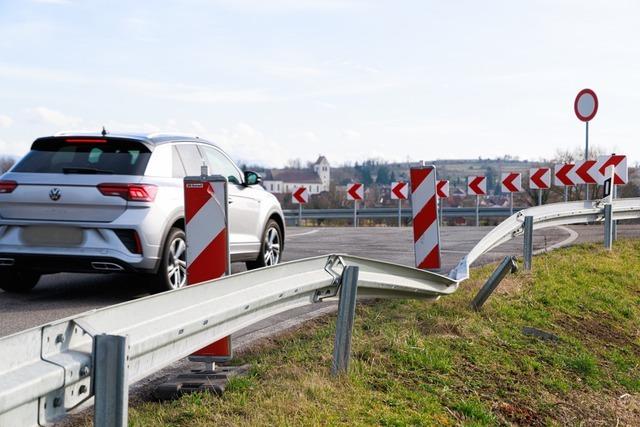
[94,334,128,427]
[604,204,613,250]
[470,256,517,311]
[332,266,359,376]
[523,216,533,271]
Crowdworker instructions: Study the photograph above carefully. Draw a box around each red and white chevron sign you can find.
[436,180,449,198]
[410,167,440,270]
[467,176,486,196]
[529,167,551,190]
[292,186,309,204]
[346,183,364,200]
[554,163,577,186]
[390,181,408,200]
[501,172,522,193]
[184,175,231,360]
[574,160,598,184]
[595,154,627,185]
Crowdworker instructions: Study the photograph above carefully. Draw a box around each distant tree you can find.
[389,171,396,183]
[286,158,302,169]
[0,157,14,173]
[376,166,390,185]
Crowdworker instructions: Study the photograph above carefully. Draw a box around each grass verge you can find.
[127,241,640,426]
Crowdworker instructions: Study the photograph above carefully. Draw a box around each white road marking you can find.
[288,229,319,238]
[533,225,579,255]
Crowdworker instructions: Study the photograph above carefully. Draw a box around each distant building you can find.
[263,155,330,195]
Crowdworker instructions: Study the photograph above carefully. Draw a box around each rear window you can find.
[12,137,152,175]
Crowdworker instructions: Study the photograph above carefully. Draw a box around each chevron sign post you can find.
[530,167,551,206]
[391,181,408,227]
[554,163,577,201]
[501,172,522,215]
[410,166,441,270]
[184,174,232,363]
[467,176,486,227]
[292,186,309,225]
[347,183,364,227]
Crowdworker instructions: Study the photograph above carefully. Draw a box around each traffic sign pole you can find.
[476,194,480,227]
[299,203,302,225]
[538,189,542,206]
[564,186,568,202]
[353,200,357,228]
[510,192,513,215]
[398,199,402,227]
[585,121,590,201]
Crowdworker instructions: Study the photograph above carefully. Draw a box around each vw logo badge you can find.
[49,188,61,201]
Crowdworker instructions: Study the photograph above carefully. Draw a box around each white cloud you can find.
[28,107,82,128]
[0,115,13,128]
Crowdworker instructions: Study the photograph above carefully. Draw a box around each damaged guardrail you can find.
[449,197,640,281]
[0,254,457,427]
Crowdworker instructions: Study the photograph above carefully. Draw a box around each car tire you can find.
[246,219,283,270]
[0,270,41,293]
[152,227,187,292]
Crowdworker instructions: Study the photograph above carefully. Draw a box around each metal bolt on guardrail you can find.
[332,266,359,376]
[523,216,533,271]
[94,334,129,427]
[470,256,518,311]
[604,204,613,250]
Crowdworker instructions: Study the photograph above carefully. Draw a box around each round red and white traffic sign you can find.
[574,88,598,122]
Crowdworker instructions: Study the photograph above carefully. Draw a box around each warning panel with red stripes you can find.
[410,166,440,270]
[184,175,232,360]
[595,154,627,185]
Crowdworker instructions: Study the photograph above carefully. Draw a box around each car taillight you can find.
[0,180,17,194]
[97,183,157,202]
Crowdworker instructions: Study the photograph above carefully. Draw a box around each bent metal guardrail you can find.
[449,197,640,281]
[0,254,457,426]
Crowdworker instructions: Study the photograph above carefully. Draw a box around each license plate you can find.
[21,226,84,247]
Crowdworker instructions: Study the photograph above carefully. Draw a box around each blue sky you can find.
[1,0,639,167]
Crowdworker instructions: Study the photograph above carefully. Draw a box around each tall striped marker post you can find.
[410,166,441,270]
[184,173,232,364]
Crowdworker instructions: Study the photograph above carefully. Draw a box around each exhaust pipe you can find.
[91,262,125,271]
[0,258,15,267]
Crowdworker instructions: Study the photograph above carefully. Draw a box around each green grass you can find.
[124,240,640,426]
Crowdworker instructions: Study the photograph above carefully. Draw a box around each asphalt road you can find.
[2,224,639,338]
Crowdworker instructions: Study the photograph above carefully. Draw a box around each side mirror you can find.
[244,170,262,186]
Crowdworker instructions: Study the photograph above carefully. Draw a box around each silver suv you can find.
[0,132,285,292]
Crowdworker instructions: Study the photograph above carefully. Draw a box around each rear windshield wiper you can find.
[62,167,114,175]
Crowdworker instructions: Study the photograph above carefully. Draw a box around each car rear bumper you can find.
[0,223,161,273]
[0,253,151,274]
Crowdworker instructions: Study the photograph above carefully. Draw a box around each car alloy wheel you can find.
[263,226,281,266]
[167,236,187,289]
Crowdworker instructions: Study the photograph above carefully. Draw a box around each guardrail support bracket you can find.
[470,256,518,311]
[604,204,613,250]
[523,216,534,271]
[94,334,128,427]
[332,266,359,376]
